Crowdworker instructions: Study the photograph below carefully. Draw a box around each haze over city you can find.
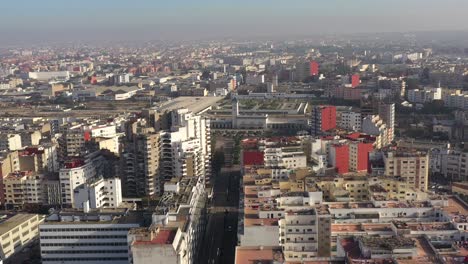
[2,0,468,44]
[1,1,468,264]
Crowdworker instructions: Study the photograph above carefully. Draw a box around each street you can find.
[198,165,240,264]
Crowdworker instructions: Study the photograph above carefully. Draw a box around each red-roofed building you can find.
[351,74,360,88]
[243,151,264,166]
[131,228,180,264]
[330,144,349,174]
[311,106,336,136]
[310,61,319,76]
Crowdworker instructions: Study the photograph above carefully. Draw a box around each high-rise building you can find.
[349,141,374,172]
[0,151,20,204]
[59,151,112,207]
[329,144,349,174]
[121,122,161,197]
[159,109,211,184]
[362,115,389,149]
[378,103,395,143]
[338,110,361,131]
[310,61,319,76]
[311,106,336,136]
[351,74,360,88]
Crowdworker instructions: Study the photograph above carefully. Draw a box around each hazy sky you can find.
[2,0,468,43]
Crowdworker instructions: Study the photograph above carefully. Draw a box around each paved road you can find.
[199,166,240,264]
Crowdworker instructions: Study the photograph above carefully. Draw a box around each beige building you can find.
[279,207,331,261]
[383,150,429,191]
[0,214,43,261]
[4,171,44,209]
[20,130,42,147]
[0,151,20,205]
[0,134,22,152]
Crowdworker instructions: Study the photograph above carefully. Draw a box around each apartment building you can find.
[73,177,122,209]
[131,176,207,264]
[58,124,87,158]
[362,115,389,149]
[3,171,43,209]
[18,145,59,173]
[382,150,429,191]
[159,108,211,184]
[0,134,22,152]
[121,123,160,197]
[0,151,20,204]
[39,209,142,264]
[279,207,331,261]
[311,106,336,136]
[378,103,395,143]
[430,146,468,181]
[0,214,43,261]
[59,151,114,207]
[338,110,361,131]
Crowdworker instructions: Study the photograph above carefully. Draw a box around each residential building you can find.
[382,149,429,191]
[378,103,395,143]
[121,121,160,197]
[311,106,336,136]
[362,115,388,149]
[73,177,122,209]
[0,151,20,204]
[132,176,207,264]
[279,208,331,261]
[0,134,22,152]
[338,110,361,131]
[3,171,44,209]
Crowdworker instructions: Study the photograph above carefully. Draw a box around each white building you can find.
[73,178,122,209]
[362,115,388,149]
[443,92,468,110]
[0,133,22,152]
[338,111,361,131]
[378,103,395,143]
[430,145,468,181]
[263,146,307,169]
[279,208,331,261]
[39,209,142,264]
[59,155,99,207]
[28,71,70,81]
[88,125,117,138]
[159,108,211,184]
[407,87,442,103]
[135,177,207,264]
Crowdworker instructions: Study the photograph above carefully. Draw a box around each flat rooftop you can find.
[133,228,177,246]
[0,214,38,234]
[235,246,284,264]
[154,96,223,114]
[443,196,468,222]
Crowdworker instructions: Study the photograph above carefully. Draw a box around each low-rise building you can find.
[39,209,143,264]
[0,214,43,261]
